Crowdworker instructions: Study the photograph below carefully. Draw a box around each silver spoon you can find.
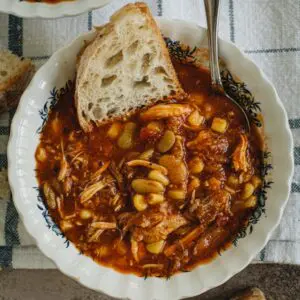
[204,0,250,132]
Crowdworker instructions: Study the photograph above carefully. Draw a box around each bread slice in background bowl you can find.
[0,50,35,113]
[7,18,293,300]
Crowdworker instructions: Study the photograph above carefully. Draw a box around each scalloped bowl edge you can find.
[7,18,294,299]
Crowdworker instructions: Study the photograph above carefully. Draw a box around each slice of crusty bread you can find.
[75,2,185,132]
[0,50,35,114]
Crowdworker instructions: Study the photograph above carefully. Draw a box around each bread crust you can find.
[0,52,35,114]
[75,2,185,132]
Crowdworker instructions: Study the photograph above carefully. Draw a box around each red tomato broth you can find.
[35,61,263,277]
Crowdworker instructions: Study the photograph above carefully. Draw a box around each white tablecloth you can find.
[0,0,299,269]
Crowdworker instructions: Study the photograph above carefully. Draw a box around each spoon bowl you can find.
[204,0,251,132]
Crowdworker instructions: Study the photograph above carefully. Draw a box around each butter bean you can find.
[132,179,165,194]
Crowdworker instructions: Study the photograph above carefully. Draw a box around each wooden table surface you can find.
[0,263,299,300]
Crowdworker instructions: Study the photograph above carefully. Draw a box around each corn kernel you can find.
[204,177,221,190]
[36,147,47,162]
[244,195,257,208]
[187,177,201,193]
[227,175,239,187]
[146,240,165,254]
[251,175,262,189]
[188,157,204,174]
[107,122,122,140]
[187,110,204,127]
[241,183,255,199]
[168,189,186,200]
[60,220,73,231]
[79,209,93,219]
[211,117,228,133]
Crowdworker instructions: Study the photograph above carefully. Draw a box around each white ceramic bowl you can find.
[0,0,113,18]
[7,19,294,299]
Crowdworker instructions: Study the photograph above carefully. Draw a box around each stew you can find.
[35,61,264,277]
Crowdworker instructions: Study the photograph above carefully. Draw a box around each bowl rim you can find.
[0,0,114,19]
[7,18,294,299]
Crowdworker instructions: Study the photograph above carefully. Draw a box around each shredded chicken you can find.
[164,226,205,256]
[189,190,232,226]
[159,155,187,185]
[117,212,135,228]
[91,221,117,229]
[204,164,226,182]
[142,264,164,269]
[58,141,69,181]
[63,213,76,220]
[232,134,249,172]
[63,177,72,195]
[131,238,139,262]
[140,104,192,121]
[56,196,64,219]
[127,159,168,175]
[187,129,229,161]
[124,210,164,231]
[132,213,188,243]
[91,161,111,181]
[70,150,85,163]
[109,161,125,192]
[109,194,124,212]
[193,226,228,256]
[88,229,104,242]
[166,116,184,133]
[43,182,57,209]
[171,135,185,159]
[79,181,106,203]
[183,124,202,132]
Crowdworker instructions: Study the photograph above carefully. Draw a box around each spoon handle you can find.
[204,0,224,92]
